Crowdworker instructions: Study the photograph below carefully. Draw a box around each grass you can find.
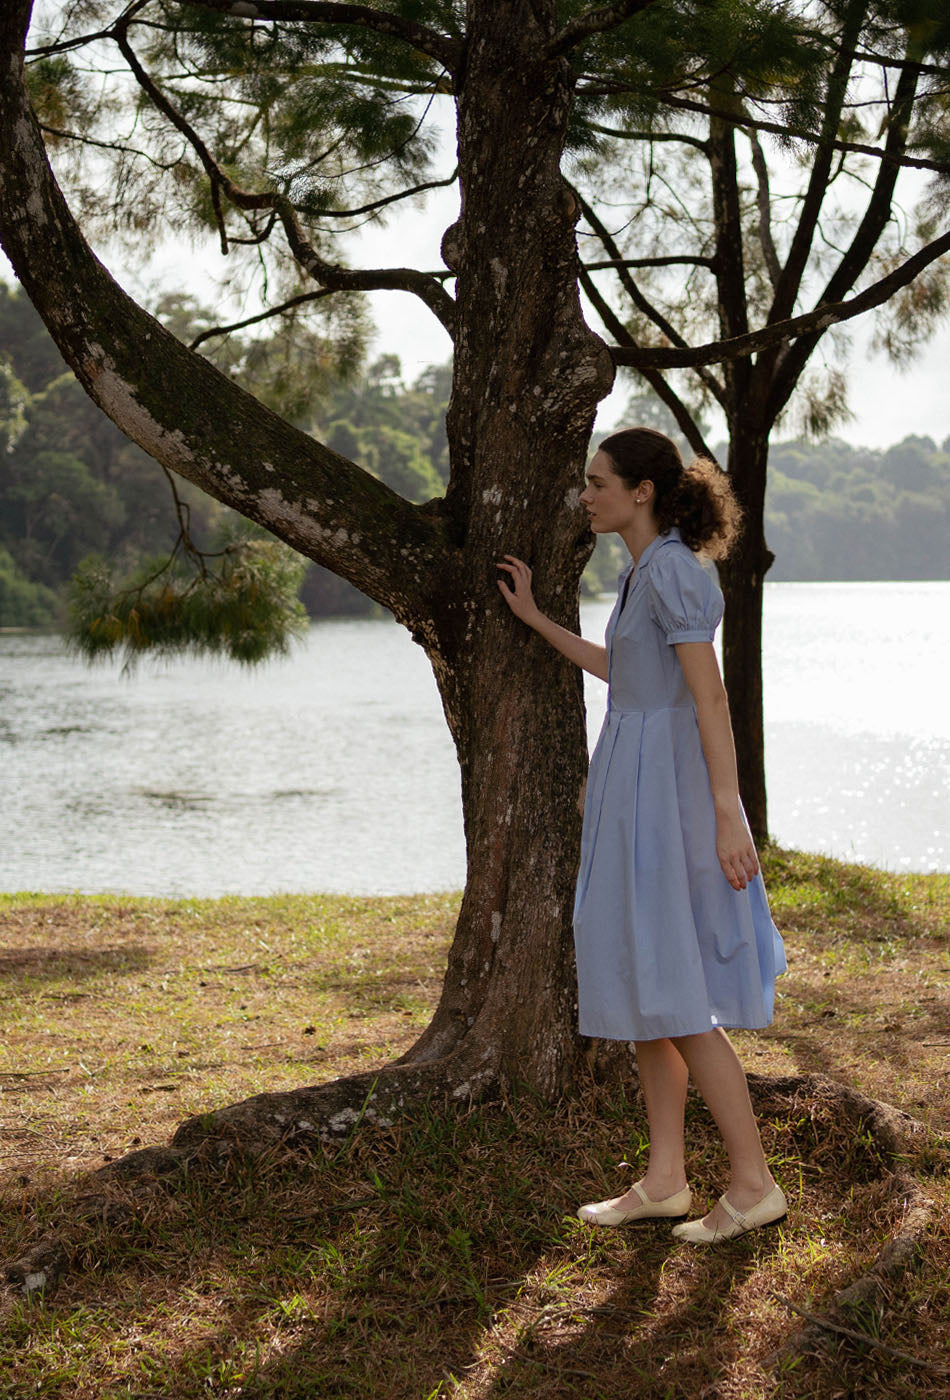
[0,849,948,1399]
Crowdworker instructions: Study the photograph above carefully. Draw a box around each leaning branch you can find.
[609,226,950,369]
[746,127,781,291]
[115,22,456,333]
[581,255,715,270]
[24,0,151,57]
[182,0,463,71]
[574,186,725,406]
[582,120,709,152]
[310,169,458,219]
[0,0,445,629]
[578,264,718,461]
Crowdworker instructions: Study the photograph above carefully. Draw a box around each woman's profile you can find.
[498,426,787,1243]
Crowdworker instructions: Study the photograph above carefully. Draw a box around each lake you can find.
[1,581,947,895]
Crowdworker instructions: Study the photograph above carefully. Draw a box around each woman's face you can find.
[579,450,639,534]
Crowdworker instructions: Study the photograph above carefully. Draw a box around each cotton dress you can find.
[573,527,786,1041]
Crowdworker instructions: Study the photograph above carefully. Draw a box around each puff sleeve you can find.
[646,543,724,644]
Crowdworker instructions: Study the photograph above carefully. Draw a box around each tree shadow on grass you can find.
[0,943,153,986]
[3,1082,919,1400]
[476,1243,771,1400]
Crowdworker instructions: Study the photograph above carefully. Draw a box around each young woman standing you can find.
[497,427,787,1244]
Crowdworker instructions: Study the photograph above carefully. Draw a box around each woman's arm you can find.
[675,641,759,891]
[497,555,609,682]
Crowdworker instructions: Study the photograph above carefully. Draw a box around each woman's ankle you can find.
[641,1165,688,1196]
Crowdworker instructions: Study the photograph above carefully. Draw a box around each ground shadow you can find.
[2,1080,929,1400]
[0,943,154,987]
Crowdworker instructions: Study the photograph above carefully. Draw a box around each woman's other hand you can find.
[716,810,759,891]
[497,555,541,624]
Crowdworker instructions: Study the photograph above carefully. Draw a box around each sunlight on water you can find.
[1,582,947,894]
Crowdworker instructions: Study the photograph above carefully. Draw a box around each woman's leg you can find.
[671,1026,774,1225]
[608,1037,689,1210]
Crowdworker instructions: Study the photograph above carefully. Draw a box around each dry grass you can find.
[0,850,948,1399]
[0,892,455,1179]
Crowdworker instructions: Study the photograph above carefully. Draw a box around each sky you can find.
[4,154,949,452]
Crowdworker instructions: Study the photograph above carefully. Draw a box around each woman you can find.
[497,427,787,1244]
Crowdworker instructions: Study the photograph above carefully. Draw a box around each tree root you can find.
[2,1067,939,1303]
[747,1070,932,1159]
[773,1286,949,1375]
[169,1057,469,1155]
[3,1056,488,1299]
[763,1173,937,1372]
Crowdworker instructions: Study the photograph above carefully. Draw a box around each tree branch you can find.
[25,0,151,57]
[114,21,457,333]
[581,255,715,270]
[608,226,950,369]
[37,124,183,172]
[187,289,339,347]
[582,120,708,152]
[575,86,950,176]
[547,0,656,60]
[0,2,445,630]
[578,263,718,459]
[574,185,725,406]
[309,169,458,219]
[766,0,865,328]
[708,81,750,410]
[746,127,781,292]
[181,1,463,72]
[768,49,924,416]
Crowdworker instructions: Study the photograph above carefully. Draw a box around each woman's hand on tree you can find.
[716,810,759,891]
[497,555,541,625]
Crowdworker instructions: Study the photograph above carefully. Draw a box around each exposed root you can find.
[2,1067,939,1303]
[764,1173,936,1371]
[3,1236,69,1300]
[170,1059,463,1156]
[748,1070,932,1160]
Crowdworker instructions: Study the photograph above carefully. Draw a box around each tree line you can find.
[1,280,945,628]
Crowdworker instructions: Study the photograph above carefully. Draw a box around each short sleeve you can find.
[646,544,723,644]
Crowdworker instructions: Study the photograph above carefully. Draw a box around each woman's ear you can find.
[635,479,655,504]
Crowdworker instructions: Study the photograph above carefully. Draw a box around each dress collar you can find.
[619,526,681,583]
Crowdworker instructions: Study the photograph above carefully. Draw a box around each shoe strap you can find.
[717,1194,750,1230]
[628,1179,651,1207]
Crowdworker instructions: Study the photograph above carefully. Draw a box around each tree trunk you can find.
[718,427,773,843]
[402,0,614,1093]
[706,92,776,840]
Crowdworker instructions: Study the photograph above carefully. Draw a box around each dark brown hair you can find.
[598,426,742,561]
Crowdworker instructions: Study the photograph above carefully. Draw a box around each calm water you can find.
[1,582,947,894]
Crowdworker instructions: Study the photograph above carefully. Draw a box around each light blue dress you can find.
[573,528,786,1041]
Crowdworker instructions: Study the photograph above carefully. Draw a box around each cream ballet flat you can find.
[577,1179,692,1226]
[671,1184,787,1244]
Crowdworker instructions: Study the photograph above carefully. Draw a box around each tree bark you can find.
[402,0,614,1092]
[718,427,773,842]
[708,93,773,842]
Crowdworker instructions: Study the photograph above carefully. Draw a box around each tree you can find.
[570,0,950,833]
[2,1,949,1142]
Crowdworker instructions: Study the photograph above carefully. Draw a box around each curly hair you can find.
[598,426,742,561]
